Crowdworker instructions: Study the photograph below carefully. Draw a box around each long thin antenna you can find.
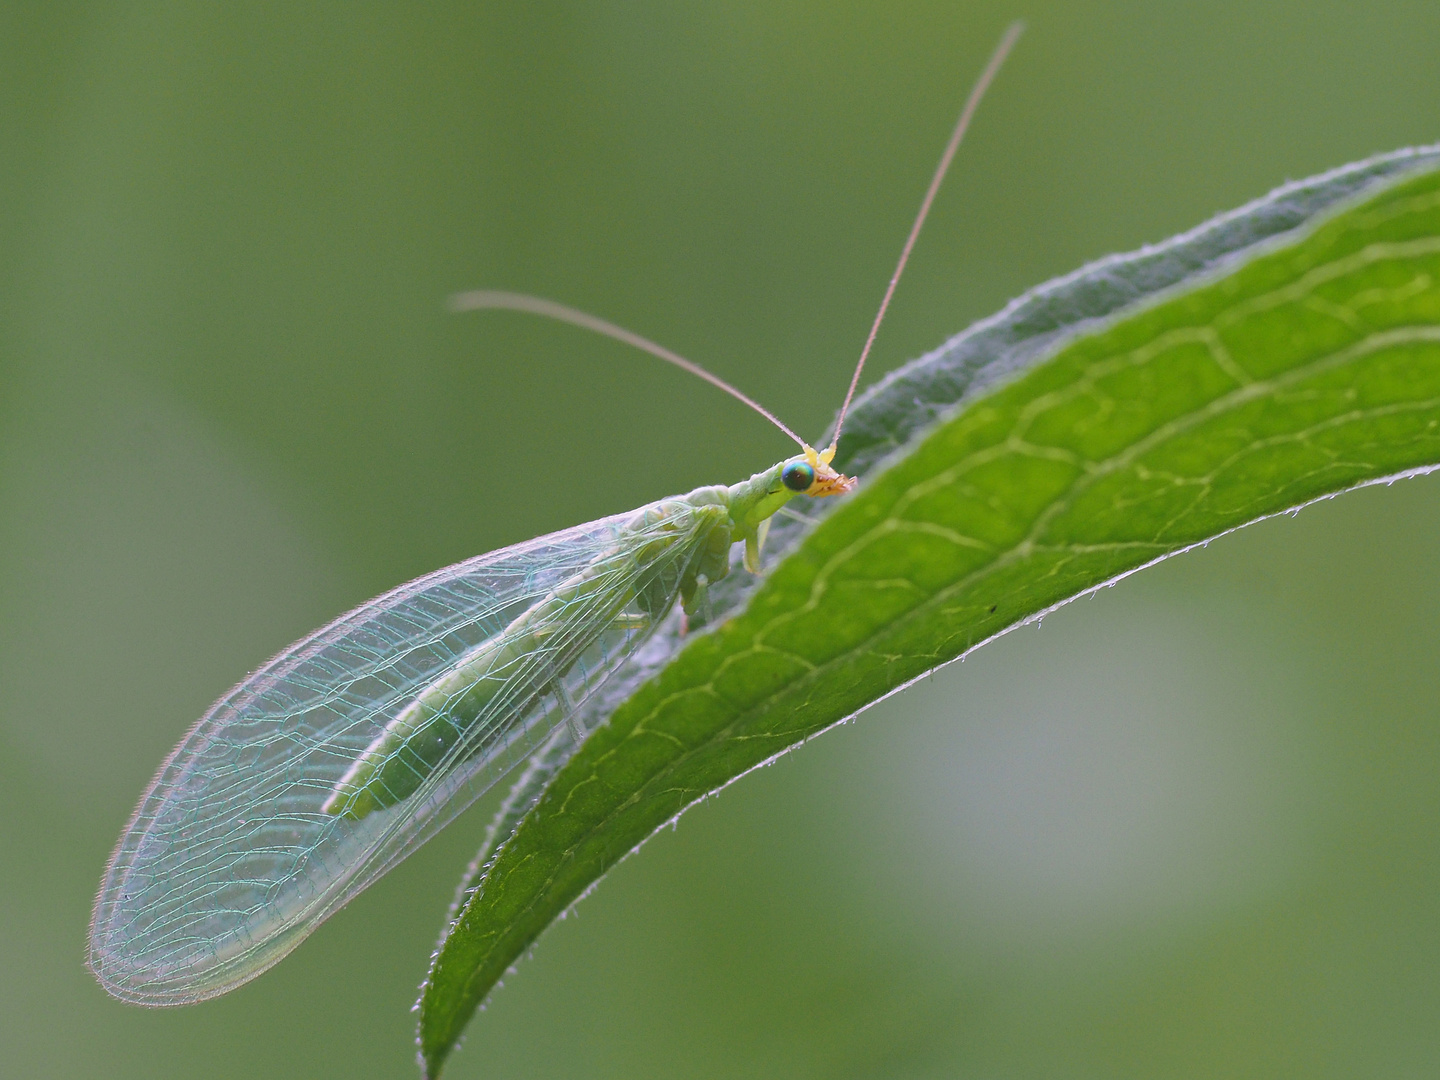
[827,20,1025,453]
[450,290,809,449]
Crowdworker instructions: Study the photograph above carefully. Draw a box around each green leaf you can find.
[418,148,1440,1077]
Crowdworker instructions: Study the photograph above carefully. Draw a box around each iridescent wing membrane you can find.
[90,498,717,1004]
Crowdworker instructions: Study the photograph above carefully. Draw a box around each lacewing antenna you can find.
[450,290,808,450]
[828,21,1024,453]
[453,22,1023,461]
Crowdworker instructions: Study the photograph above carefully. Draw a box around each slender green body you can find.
[324,453,829,820]
[89,25,1011,1020]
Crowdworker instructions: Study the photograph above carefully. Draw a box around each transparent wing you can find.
[90,497,715,1005]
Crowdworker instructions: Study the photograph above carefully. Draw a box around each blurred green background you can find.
[5,2,1440,1077]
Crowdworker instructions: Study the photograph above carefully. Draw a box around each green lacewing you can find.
[89,23,1023,1006]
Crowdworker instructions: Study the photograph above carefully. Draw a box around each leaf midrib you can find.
[1019,325,1440,541]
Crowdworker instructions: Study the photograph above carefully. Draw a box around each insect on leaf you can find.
[419,148,1440,1077]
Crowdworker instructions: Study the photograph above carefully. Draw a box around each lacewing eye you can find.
[781,461,815,492]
